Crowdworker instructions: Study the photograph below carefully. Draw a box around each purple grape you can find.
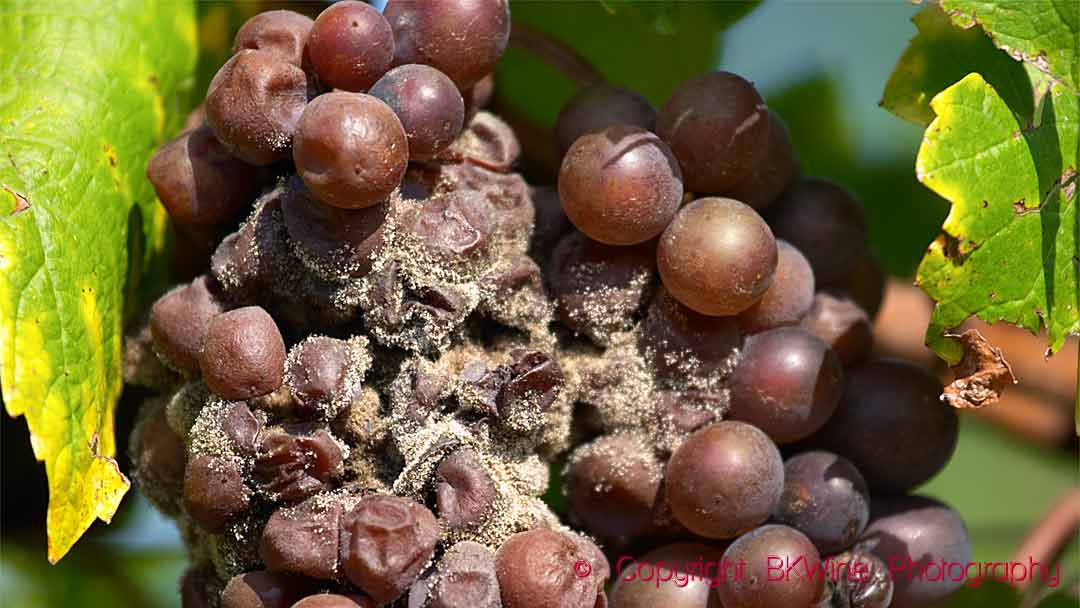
[773,451,869,554]
[727,327,843,444]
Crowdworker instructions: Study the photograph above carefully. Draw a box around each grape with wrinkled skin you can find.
[222,402,262,455]
[773,451,869,554]
[719,525,824,608]
[549,232,657,343]
[565,433,662,548]
[436,111,521,172]
[559,124,683,246]
[764,178,869,286]
[205,50,309,165]
[435,448,498,531]
[286,336,364,418]
[827,550,893,608]
[384,0,510,88]
[293,92,408,210]
[609,543,725,608]
[147,125,262,226]
[429,541,501,608]
[199,306,286,400]
[859,496,970,608]
[725,111,798,210]
[806,360,956,493]
[639,287,741,385]
[556,84,657,153]
[665,421,784,539]
[657,71,769,193]
[405,190,496,261]
[260,494,344,580]
[254,429,344,503]
[281,176,387,279]
[799,293,873,366]
[307,2,394,92]
[220,571,317,608]
[369,64,465,160]
[182,454,251,531]
[495,528,608,608]
[150,275,229,373]
[737,240,815,334]
[727,327,842,444]
[340,495,440,604]
[658,197,778,316]
[233,10,313,67]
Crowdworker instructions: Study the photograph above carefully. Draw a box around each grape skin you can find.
[737,239,815,334]
[805,359,957,493]
[719,524,824,608]
[199,306,286,400]
[859,496,971,608]
[727,327,843,444]
[292,92,408,210]
[558,124,683,246]
[147,125,262,226]
[205,49,309,166]
[657,71,770,193]
[307,1,394,92]
[665,421,784,539]
[232,10,313,67]
[657,197,778,316]
[609,543,724,608]
[764,178,869,286]
[773,451,869,554]
[384,0,510,89]
[725,111,798,210]
[369,64,465,160]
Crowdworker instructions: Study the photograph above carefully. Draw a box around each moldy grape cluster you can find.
[126,2,970,607]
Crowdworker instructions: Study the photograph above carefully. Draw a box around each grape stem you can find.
[509,22,605,88]
[1012,488,1080,596]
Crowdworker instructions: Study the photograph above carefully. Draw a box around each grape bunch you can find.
[125,2,969,607]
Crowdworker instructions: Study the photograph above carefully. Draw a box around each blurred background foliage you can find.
[1,1,1076,606]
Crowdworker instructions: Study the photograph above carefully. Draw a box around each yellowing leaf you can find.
[0,0,196,562]
[915,73,1078,363]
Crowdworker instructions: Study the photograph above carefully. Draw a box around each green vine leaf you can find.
[915,73,1078,364]
[881,4,1037,127]
[940,0,1079,92]
[0,0,196,562]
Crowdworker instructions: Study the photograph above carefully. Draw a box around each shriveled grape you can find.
[205,50,309,165]
[340,495,439,604]
[233,10,313,67]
